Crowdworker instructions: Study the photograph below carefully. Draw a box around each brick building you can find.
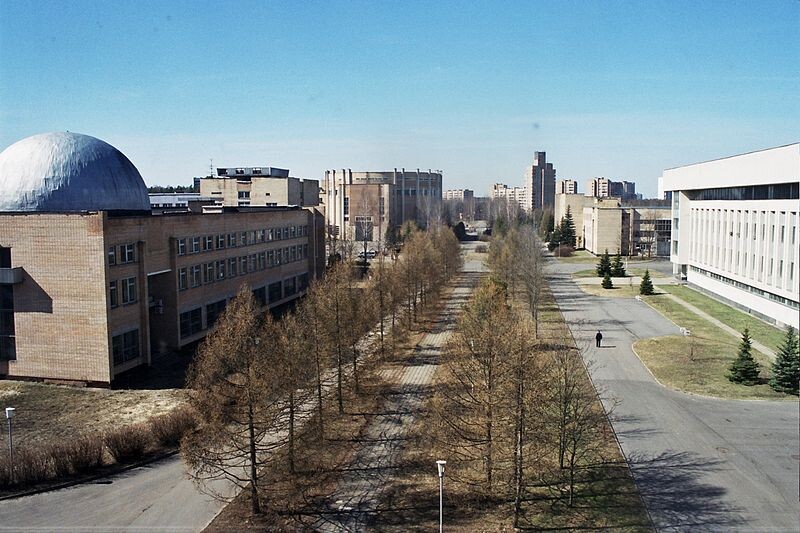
[0,132,323,385]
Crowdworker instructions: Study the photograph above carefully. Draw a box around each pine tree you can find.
[639,269,655,295]
[596,249,611,277]
[548,225,562,252]
[728,329,760,385]
[611,253,626,277]
[601,272,614,289]
[560,206,576,248]
[769,327,799,395]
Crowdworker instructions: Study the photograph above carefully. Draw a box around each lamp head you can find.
[5,407,15,420]
[436,459,446,477]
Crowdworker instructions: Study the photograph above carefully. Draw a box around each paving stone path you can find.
[313,250,486,532]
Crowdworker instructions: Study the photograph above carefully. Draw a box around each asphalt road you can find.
[549,260,799,531]
[0,454,226,532]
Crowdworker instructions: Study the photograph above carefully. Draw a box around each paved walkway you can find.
[312,246,486,532]
[549,260,799,531]
[662,293,776,360]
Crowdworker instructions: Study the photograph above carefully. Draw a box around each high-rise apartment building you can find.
[558,179,578,194]
[443,188,474,201]
[490,183,526,210]
[200,167,319,208]
[523,151,556,210]
[587,177,637,200]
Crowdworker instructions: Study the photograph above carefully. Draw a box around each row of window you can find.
[179,273,310,339]
[178,244,309,291]
[109,277,138,308]
[690,266,799,310]
[176,225,309,256]
[112,329,140,366]
[0,285,15,361]
[686,183,799,202]
[108,243,136,266]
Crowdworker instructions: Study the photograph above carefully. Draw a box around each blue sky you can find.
[1,1,798,197]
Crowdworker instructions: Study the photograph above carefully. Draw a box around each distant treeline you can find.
[147,185,198,193]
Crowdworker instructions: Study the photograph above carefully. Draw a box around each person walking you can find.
[595,330,603,348]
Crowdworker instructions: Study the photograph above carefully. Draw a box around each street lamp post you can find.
[436,459,446,533]
[5,407,14,477]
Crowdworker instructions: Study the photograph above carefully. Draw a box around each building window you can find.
[191,265,202,287]
[240,232,247,246]
[297,272,309,292]
[268,281,282,303]
[203,262,215,284]
[112,329,140,366]
[191,237,201,253]
[204,236,214,251]
[216,235,226,249]
[227,257,237,277]
[179,308,203,339]
[216,260,226,280]
[257,229,265,243]
[108,246,117,266]
[109,280,119,308]
[0,285,16,361]
[238,191,250,199]
[178,268,188,291]
[177,238,186,256]
[257,252,266,270]
[240,256,248,274]
[344,197,349,216]
[120,243,136,263]
[252,286,267,307]
[121,277,137,304]
[206,299,227,328]
[228,233,237,247]
[284,277,296,297]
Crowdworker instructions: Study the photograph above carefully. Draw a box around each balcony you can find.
[0,267,23,284]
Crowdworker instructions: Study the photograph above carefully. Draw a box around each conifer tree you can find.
[560,206,576,248]
[611,253,626,277]
[769,327,799,395]
[596,249,611,277]
[728,329,760,385]
[548,225,562,252]
[601,272,613,289]
[639,269,655,295]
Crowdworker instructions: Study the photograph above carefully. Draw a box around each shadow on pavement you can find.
[627,450,746,530]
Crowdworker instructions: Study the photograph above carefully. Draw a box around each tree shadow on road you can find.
[626,449,746,531]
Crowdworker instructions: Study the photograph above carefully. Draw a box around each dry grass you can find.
[0,381,188,449]
[577,282,665,298]
[634,294,792,400]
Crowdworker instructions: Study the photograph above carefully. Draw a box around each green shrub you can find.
[601,273,614,289]
[104,424,152,463]
[149,406,197,447]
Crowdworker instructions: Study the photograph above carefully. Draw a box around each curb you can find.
[0,449,178,501]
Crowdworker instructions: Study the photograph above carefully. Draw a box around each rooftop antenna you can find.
[209,158,213,178]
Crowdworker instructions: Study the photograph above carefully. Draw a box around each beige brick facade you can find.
[0,207,324,385]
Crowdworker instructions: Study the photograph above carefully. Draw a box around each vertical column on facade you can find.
[137,240,151,367]
[415,169,420,225]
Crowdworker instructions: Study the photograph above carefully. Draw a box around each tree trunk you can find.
[288,390,295,474]
[248,401,260,515]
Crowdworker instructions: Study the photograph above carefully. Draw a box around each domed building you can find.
[0,132,151,213]
[0,133,324,385]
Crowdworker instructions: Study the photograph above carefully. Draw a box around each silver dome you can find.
[0,132,151,212]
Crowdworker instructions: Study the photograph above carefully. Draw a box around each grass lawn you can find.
[635,294,792,400]
[578,282,665,298]
[572,267,653,279]
[0,381,187,449]
[659,285,786,354]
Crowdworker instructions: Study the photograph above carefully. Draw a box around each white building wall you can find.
[663,144,799,328]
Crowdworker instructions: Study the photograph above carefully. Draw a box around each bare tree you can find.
[182,287,281,515]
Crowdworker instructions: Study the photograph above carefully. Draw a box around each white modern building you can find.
[662,144,799,329]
